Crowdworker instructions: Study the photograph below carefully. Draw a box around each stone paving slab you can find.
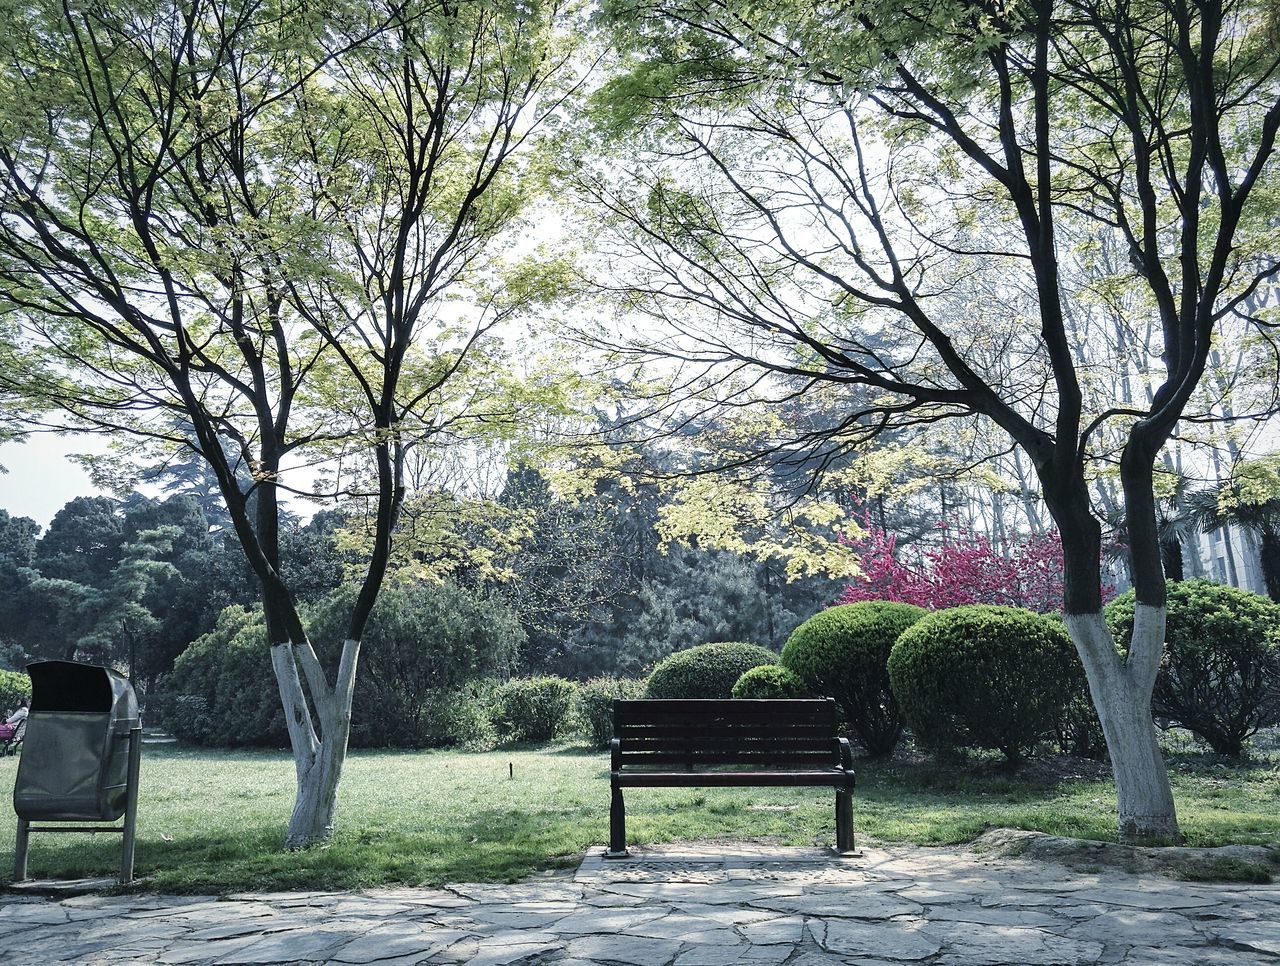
[1,842,1277,964]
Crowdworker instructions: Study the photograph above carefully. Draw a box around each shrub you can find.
[731,664,808,699]
[577,677,646,749]
[1106,579,1280,758]
[1057,689,1109,760]
[491,676,579,743]
[0,668,31,714]
[445,681,501,752]
[644,642,778,699]
[887,605,1078,762]
[1040,613,1107,760]
[400,680,500,752]
[781,601,926,757]
[308,582,523,748]
[159,605,288,747]
[169,695,215,744]
[159,581,524,749]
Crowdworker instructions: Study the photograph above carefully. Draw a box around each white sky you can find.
[0,435,104,529]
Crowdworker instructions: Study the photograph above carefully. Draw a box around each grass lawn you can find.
[1,741,1277,892]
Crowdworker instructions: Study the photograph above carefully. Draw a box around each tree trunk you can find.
[1064,605,1179,843]
[285,727,350,848]
[271,637,361,848]
[1047,456,1180,845]
[1260,533,1280,602]
[1160,537,1184,582]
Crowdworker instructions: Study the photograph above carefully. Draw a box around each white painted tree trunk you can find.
[271,638,362,848]
[1064,608,1179,844]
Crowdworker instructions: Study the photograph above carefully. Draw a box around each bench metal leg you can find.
[835,788,856,856]
[605,785,629,858]
[120,727,142,884]
[14,818,30,882]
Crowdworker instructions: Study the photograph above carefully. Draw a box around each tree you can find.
[34,496,124,588]
[591,0,1280,840]
[0,0,582,845]
[0,509,39,666]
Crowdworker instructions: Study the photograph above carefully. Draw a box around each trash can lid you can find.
[26,661,136,714]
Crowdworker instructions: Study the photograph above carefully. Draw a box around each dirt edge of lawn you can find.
[972,828,1280,883]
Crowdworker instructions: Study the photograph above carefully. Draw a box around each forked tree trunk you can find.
[1063,608,1179,843]
[271,637,362,848]
[1050,458,1180,845]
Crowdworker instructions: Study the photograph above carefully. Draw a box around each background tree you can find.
[0,509,39,667]
[1190,460,1280,601]
[589,0,1280,840]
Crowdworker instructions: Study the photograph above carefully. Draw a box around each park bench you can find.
[607,698,856,857]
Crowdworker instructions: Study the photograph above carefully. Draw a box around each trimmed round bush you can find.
[731,664,807,699]
[491,676,578,743]
[887,605,1078,762]
[782,602,926,757]
[644,642,778,699]
[1106,579,1280,758]
[0,668,31,715]
[577,677,646,749]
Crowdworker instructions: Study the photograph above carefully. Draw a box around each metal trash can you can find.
[12,661,142,883]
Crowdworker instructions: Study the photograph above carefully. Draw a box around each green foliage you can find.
[1057,689,1109,761]
[1106,580,1280,758]
[888,606,1078,762]
[163,582,523,749]
[0,668,31,713]
[577,676,646,748]
[168,695,215,745]
[445,682,502,753]
[731,664,807,699]
[159,605,287,748]
[34,496,123,587]
[490,676,579,743]
[782,601,926,757]
[308,582,523,749]
[1040,612,1107,760]
[644,641,778,698]
[550,525,840,680]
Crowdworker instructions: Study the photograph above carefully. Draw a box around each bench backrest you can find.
[612,698,840,769]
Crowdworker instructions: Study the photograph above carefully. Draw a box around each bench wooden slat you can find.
[617,723,836,738]
[617,754,837,768]
[618,730,835,745]
[617,710,835,721]
[614,742,834,757]
[618,742,836,756]
[614,706,834,721]
[614,699,837,723]
[616,770,855,788]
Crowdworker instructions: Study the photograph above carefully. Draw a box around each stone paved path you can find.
[1,843,1277,964]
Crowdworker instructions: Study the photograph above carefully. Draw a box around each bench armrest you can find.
[610,737,622,773]
[836,737,854,772]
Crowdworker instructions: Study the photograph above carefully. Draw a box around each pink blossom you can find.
[836,517,1113,613]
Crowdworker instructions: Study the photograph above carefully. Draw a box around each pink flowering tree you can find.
[837,523,1112,614]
